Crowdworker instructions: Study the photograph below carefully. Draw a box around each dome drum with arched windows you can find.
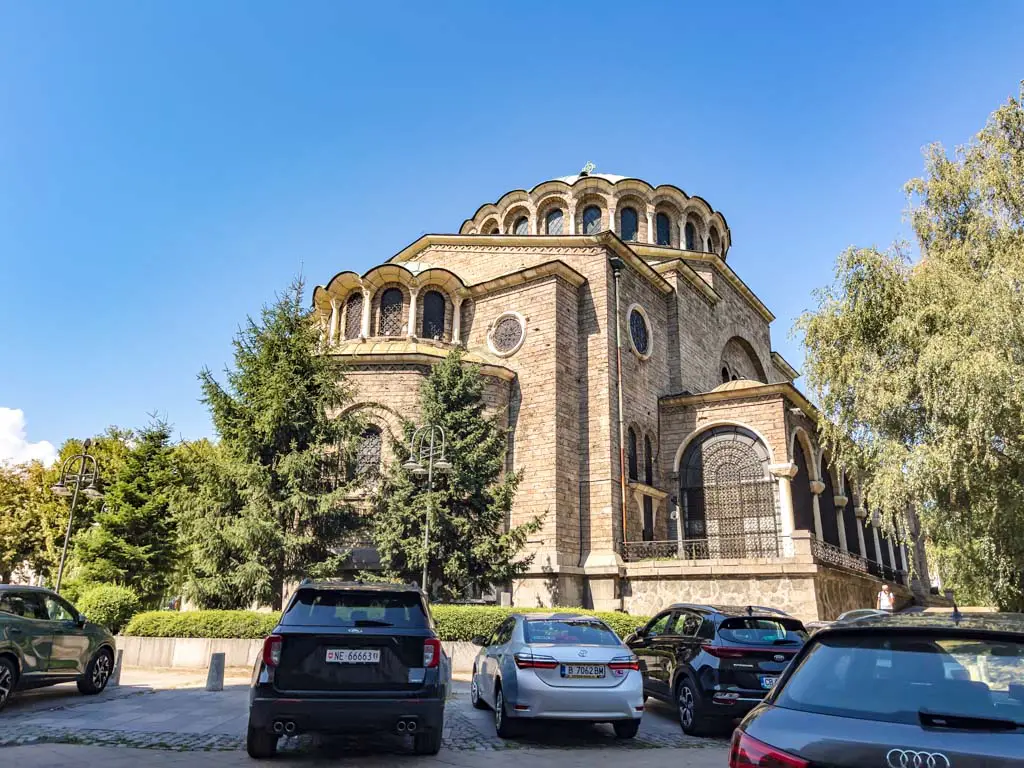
[309,168,931,621]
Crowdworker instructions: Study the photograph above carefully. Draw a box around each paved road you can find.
[0,673,730,766]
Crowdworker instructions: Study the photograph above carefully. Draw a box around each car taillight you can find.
[701,644,749,659]
[608,655,640,671]
[513,652,559,670]
[729,730,809,768]
[262,635,282,667]
[423,637,442,669]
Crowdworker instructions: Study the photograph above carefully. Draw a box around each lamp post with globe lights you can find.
[402,425,452,593]
[50,438,104,594]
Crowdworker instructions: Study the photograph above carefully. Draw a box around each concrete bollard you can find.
[205,652,225,692]
[108,649,123,688]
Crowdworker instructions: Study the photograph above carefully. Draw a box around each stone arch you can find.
[707,226,722,255]
[683,211,706,251]
[615,194,648,242]
[673,420,776,474]
[536,196,569,235]
[791,434,816,533]
[372,283,410,337]
[480,216,500,234]
[818,454,841,547]
[720,336,768,383]
[652,198,683,248]
[573,193,609,234]
[503,205,532,235]
[678,425,778,557]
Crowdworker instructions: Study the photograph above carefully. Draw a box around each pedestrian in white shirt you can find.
[877,583,894,611]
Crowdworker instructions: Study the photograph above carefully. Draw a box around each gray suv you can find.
[732,611,1023,767]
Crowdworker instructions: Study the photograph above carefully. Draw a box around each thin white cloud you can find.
[0,407,57,467]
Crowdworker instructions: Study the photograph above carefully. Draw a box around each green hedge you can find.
[124,605,649,641]
[124,610,280,639]
[77,584,142,634]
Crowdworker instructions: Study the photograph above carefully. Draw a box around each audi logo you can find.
[886,749,951,768]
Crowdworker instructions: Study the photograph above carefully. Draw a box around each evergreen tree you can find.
[192,278,361,609]
[372,348,540,600]
[73,421,178,604]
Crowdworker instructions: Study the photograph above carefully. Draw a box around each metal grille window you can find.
[629,309,650,356]
[685,221,697,251]
[344,293,363,340]
[680,426,779,558]
[347,426,382,484]
[582,206,601,234]
[491,315,524,354]
[378,288,403,336]
[545,209,564,235]
[656,212,672,246]
[620,207,638,241]
[513,216,529,235]
[420,290,445,340]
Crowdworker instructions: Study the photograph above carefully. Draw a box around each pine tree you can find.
[73,421,178,604]
[371,348,540,600]
[190,278,361,609]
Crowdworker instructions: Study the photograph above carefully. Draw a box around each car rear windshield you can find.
[775,633,1024,728]
[524,619,621,646]
[718,617,807,646]
[281,589,428,628]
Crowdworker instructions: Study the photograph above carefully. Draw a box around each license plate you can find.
[760,676,778,689]
[326,649,380,664]
[560,664,606,679]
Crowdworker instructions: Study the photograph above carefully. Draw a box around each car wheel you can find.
[676,678,713,736]
[470,671,488,710]
[246,723,278,759]
[613,720,641,739]
[0,658,17,711]
[413,727,443,755]
[77,648,114,695]
[494,684,517,738]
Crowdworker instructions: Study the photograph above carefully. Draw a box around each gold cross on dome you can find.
[580,161,596,175]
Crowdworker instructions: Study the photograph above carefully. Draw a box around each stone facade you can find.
[311,171,930,623]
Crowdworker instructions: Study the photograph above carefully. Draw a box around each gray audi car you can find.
[732,611,1023,767]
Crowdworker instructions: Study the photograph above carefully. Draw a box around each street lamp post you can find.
[402,425,452,592]
[50,438,104,594]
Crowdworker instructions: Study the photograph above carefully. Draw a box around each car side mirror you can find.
[634,626,644,636]
[471,635,487,647]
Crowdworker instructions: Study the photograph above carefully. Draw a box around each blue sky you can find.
[1,1,1022,458]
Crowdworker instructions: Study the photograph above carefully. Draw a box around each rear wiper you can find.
[352,619,393,627]
[919,710,1023,731]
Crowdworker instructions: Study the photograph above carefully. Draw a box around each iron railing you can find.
[810,538,908,584]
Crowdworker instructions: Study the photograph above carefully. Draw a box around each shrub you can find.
[77,584,142,634]
[125,605,648,641]
[124,610,280,639]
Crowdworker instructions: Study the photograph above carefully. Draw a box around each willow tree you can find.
[798,86,1024,609]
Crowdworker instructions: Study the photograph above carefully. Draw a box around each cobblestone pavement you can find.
[0,677,730,763]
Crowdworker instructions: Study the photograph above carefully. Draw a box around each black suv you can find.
[733,611,1024,767]
[246,581,449,759]
[625,604,807,735]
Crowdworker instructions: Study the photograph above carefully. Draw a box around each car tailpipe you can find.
[406,720,418,733]
[396,720,407,733]
[283,721,297,735]
[396,718,418,734]
[272,721,285,735]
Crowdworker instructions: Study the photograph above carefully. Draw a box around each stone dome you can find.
[458,171,731,258]
[711,378,765,393]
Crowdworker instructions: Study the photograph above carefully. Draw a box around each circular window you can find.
[628,305,651,359]
[488,313,526,357]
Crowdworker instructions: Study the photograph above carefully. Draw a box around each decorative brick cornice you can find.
[771,351,801,380]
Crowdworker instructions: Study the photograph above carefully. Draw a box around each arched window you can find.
[620,207,638,241]
[684,221,697,251]
[679,426,777,558]
[582,206,601,235]
[513,216,529,236]
[344,292,363,340]
[643,435,653,485]
[627,427,638,481]
[656,212,672,246]
[705,238,712,253]
[722,367,731,383]
[708,227,721,255]
[347,426,382,484]
[420,290,445,340]
[545,209,564,235]
[378,288,403,336]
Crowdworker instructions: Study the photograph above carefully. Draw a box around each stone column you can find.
[769,463,798,556]
[872,524,883,567]
[900,544,909,572]
[452,296,464,345]
[887,538,897,571]
[854,506,868,558]
[569,208,576,234]
[407,287,419,339]
[833,495,849,552]
[646,208,655,244]
[809,480,825,541]
[360,288,372,338]
[328,299,338,346]
[607,205,616,238]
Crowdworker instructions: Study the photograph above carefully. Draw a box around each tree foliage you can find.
[184,278,361,609]
[798,87,1024,609]
[371,348,540,600]
[73,421,178,605]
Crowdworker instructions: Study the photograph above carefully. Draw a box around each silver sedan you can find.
[469,612,644,739]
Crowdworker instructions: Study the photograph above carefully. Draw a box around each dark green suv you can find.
[0,585,117,710]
